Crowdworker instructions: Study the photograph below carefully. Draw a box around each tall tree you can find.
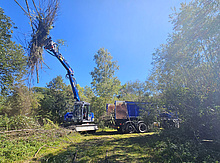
[90,48,121,118]
[150,0,220,139]
[76,85,95,103]
[0,7,27,95]
[90,48,120,99]
[119,80,149,101]
[46,75,66,91]
[37,76,68,123]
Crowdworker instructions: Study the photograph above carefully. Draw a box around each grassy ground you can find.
[37,129,160,163]
[1,127,219,162]
[0,127,161,163]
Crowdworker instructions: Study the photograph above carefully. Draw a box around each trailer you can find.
[106,101,180,133]
[106,101,148,133]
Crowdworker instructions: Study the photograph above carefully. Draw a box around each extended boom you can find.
[44,37,98,132]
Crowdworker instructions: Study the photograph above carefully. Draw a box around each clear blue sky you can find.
[1,0,189,88]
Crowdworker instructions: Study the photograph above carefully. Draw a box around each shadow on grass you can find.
[37,129,220,162]
[37,130,166,163]
[93,130,124,136]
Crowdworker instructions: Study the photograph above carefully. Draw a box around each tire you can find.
[126,123,136,133]
[138,122,147,133]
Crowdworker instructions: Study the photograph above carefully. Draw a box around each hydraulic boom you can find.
[44,37,80,101]
[44,37,97,132]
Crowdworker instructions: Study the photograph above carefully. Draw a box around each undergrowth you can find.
[0,116,219,162]
[39,128,220,162]
[0,114,40,131]
[0,116,78,163]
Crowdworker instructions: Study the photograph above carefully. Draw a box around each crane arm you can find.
[44,37,81,101]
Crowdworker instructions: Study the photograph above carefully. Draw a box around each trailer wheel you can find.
[138,122,147,133]
[126,123,136,133]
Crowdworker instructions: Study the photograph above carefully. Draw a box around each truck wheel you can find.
[138,123,147,133]
[126,123,136,133]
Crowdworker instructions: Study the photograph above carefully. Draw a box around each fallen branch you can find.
[34,144,47,158]
[72,150,78,163]
[0,128,45,134]
[65,134,75,144]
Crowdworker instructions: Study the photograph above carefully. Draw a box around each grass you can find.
[1,127,219,162]
[0,128,158,163]
[37,129,161,163]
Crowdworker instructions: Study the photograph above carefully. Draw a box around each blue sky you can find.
[1,0,189,88]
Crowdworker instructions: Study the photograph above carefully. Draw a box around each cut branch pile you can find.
[14,0,60,83]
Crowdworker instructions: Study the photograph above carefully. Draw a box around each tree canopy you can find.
[90,48,121,100]
[90,48,121,118]
[0,7,27,95]
[150,0,220,139]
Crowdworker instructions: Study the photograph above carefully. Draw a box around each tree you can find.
[76,85,95,103]
[150,0,220,140]
[90,48,120,99]
[0,7,27,95]
[1,84,32,116]
[46,75,66,91]
[90,48,121,118]
[37,76,68,123]
[118,80,150,101]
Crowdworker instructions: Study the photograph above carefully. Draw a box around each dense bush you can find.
[157,125,220,162]
[0,114,40,131]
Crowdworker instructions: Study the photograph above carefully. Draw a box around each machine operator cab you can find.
[64,101,94,124]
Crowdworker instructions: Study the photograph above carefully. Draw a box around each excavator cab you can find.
[64,101,94,123]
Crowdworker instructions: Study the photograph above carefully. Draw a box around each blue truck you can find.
[106,101,180,133]
[44,37,98,132]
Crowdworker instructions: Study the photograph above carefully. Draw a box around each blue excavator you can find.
[44,37,98,132]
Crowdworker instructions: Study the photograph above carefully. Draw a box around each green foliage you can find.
[151,0,220,93]
[150,0,220,140]
[0,135,43,162]
[90,48,121,99]
[46,75,66,91]
[43,118,59,130]
[0,7,27,95]
[1,128,219,162]
[82,85,95,103]
[119,80,150,101]
[90,48,121,120]
[35,76,76,124]
[0,114,40,131]
[35,129,220,162]
[1,84,34,116]
[0,126,73,162]
[76,84,95,103]
[90,96,107,120]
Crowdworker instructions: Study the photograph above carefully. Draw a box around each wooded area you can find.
[0,0,219,162]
